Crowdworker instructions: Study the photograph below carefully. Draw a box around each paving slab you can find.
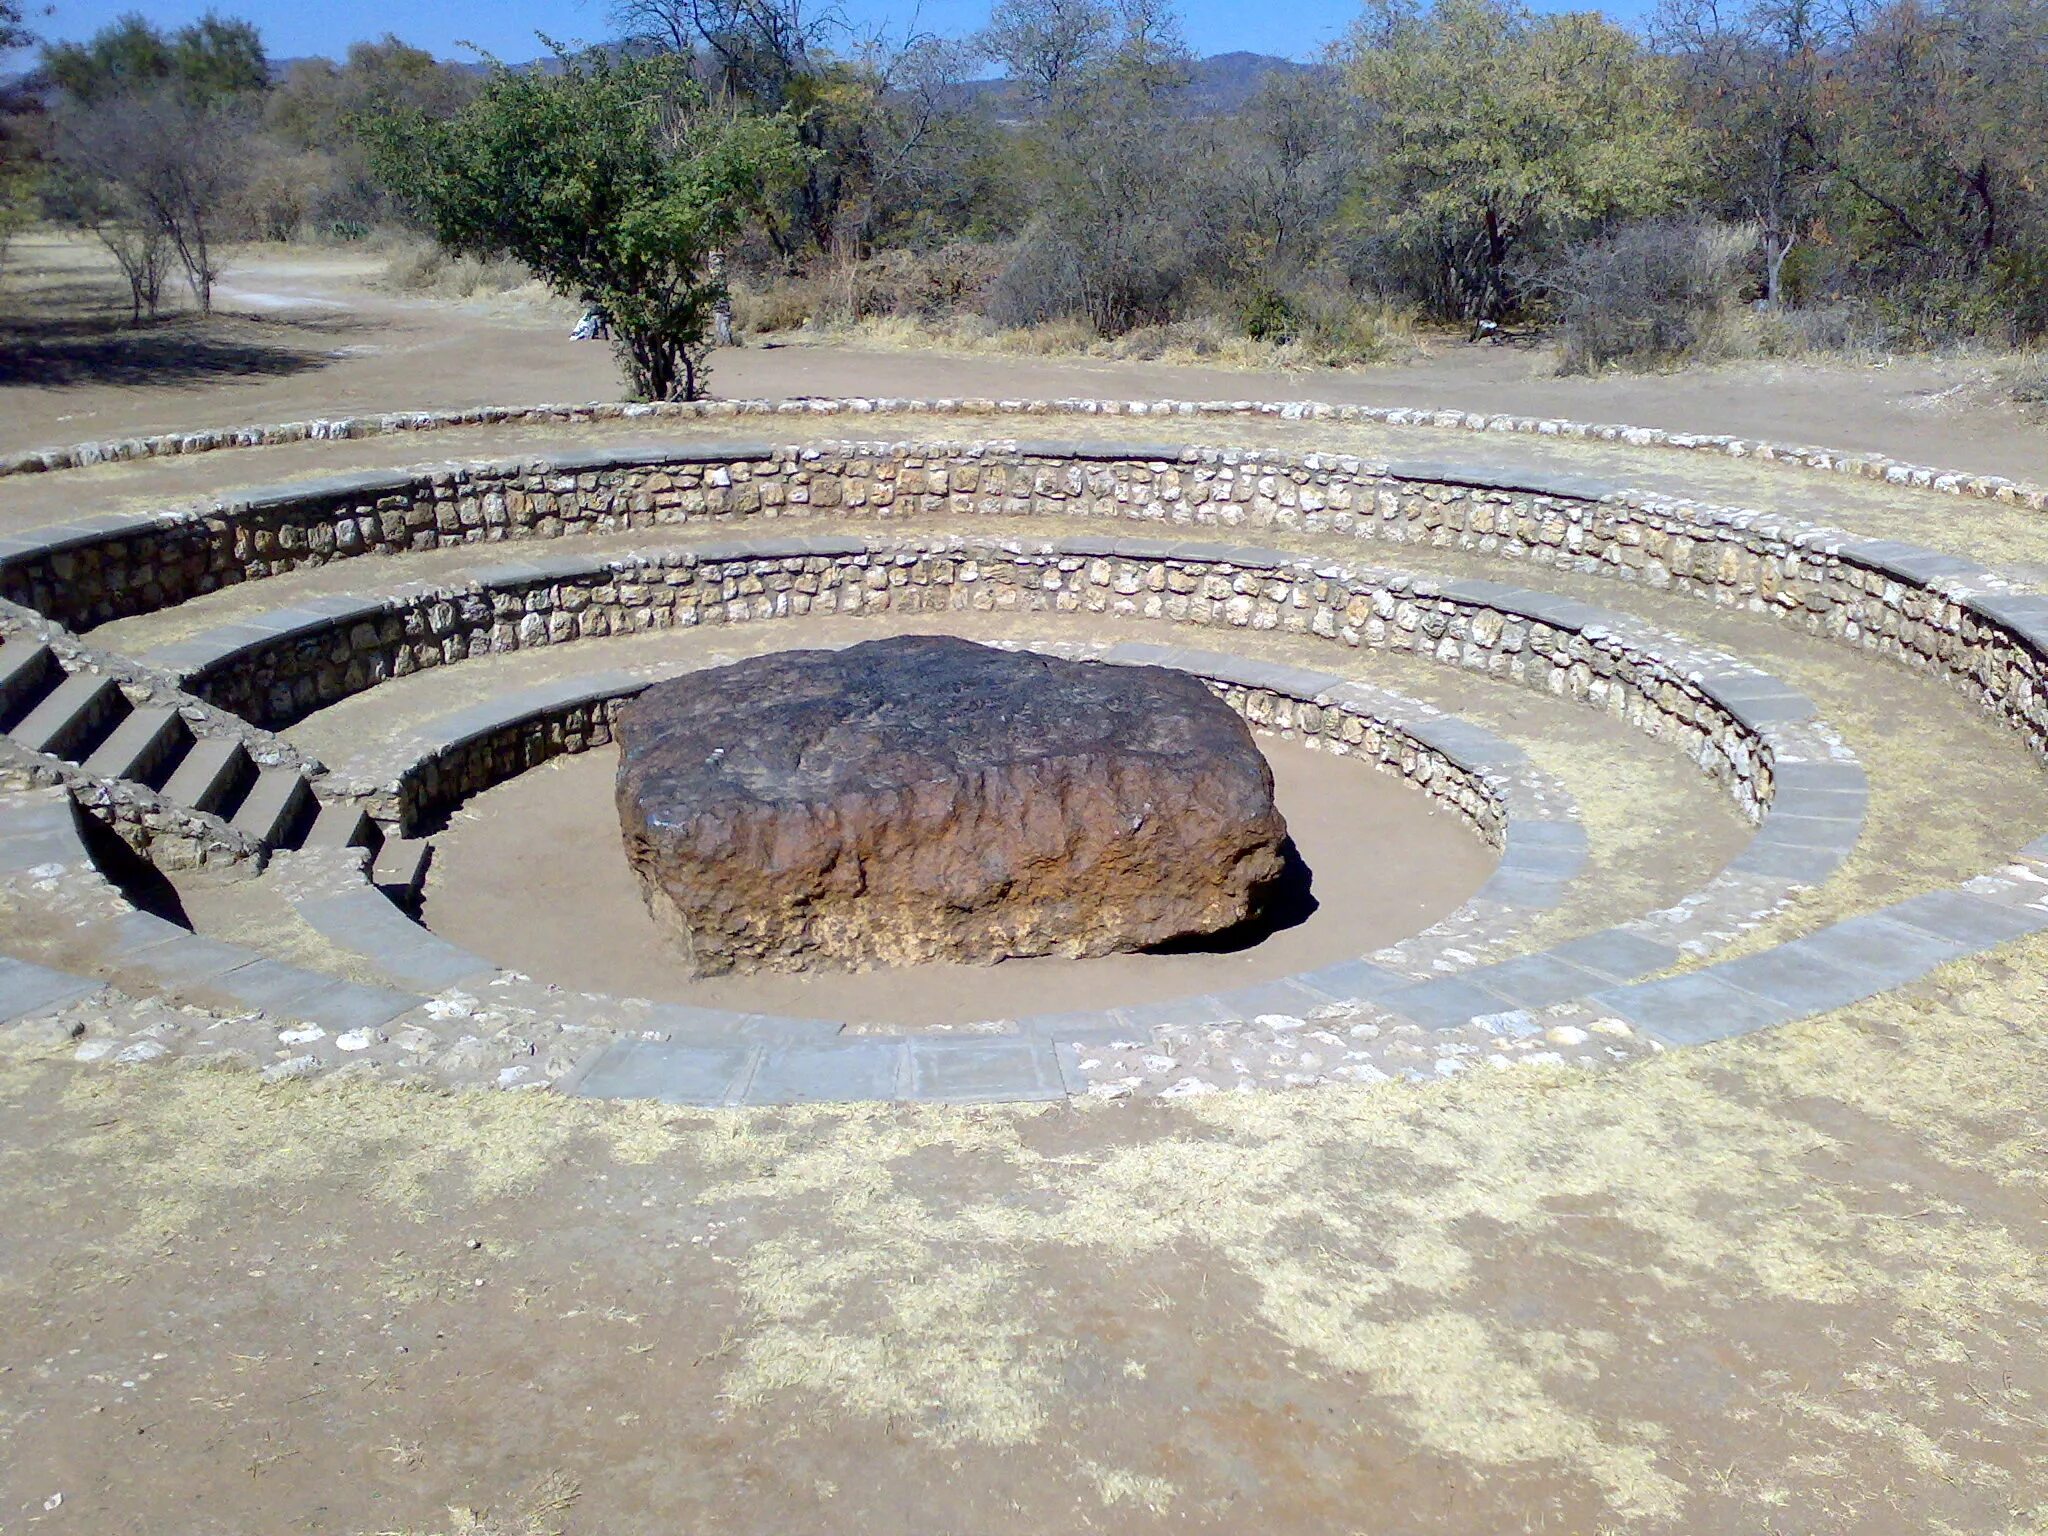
[1795,911,1976,987]
[292,889,498,991]
[742,1040,908,1105]
[1379,974,1518,1030]
[1884,888,2048,947]
[1587,971,1794,1045]
[568,1036,757,1107]
[1297,957,1413,1003]
[1710,940,1877,1015]
[1547,929,1683,980]
[1468,950,1613,1009]
[1207,976,1340,1020]
[0,954,102,1022]
[905,1038,1066,1103]
[113,932,263,989]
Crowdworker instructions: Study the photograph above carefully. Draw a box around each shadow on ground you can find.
[1147,838,1319,955]
[0,295,372,390]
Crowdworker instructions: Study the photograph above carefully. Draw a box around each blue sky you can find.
[16,0,1648,65]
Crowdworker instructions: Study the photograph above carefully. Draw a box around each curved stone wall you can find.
[145,531,1779,823]
[7,438,2048,769]
[6,395,2041,512]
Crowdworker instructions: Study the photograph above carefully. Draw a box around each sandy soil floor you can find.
[5,232,2043,483]
[5,942,2048,1534]
[424,736,1498,1024]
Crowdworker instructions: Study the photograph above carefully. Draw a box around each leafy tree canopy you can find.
[1346,0,1699,322]
[368,50,805,400]
[43,11,267,107]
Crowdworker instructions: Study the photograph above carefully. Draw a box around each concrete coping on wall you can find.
[4,395,2041,517]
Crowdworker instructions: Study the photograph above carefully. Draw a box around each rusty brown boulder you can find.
[614,635,1290,974]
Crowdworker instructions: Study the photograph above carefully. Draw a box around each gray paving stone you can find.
[905,1038,1066,1103]
[743,1041,907,1105]
[1296,957,1412,1002]
[1378,974,1518,1030]
[1710,940,1875,1014]
[1886,888,2048,947]
[1728,838,1846,882]
[1113,995,1227,1031]
[1796,912,1976,986]
[1547,929,1682,981]
[1506,820,1589,851]
[1207,976,1339,1019]
[1773,760,1870,795]
[114,932,261,989]
[1473,869,1569,909]
[294,890,498,991]
[1709,687,1818,731]
[570,1037,757,1107]
[191,957,383,1022]
[0,826,87,873]
[1587,971,1794,1045]
[1494,840,1586,879]
[0,954,101,1022]
[289,978,426,1032]
[1759,814,1864,853]
[1013,1010,1139,1042]
[1468,951,1611,1009]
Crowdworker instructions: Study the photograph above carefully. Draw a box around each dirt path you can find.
[6,234,2043,482]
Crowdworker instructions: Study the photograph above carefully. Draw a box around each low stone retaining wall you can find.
[8,439,2047,772]
[161,532,1777,825]
[5,394,2039,512]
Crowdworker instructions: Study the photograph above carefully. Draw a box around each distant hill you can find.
[954,50,1314,119]
[14,48,1316,114]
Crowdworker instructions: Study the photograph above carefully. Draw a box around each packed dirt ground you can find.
[5,232,2044,482]
[5,232,2048,1535]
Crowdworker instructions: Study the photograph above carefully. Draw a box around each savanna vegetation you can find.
[3,0,2046,396]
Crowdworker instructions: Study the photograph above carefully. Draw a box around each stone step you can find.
[8,671,126,760]
[373,837,433,902]
[0,637,57,729]
[159,736,254,816]
[80,705,190,787]
[229,767,314,846]
[302,798,382,854]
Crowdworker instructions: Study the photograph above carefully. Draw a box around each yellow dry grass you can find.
[12,924,2048,1527]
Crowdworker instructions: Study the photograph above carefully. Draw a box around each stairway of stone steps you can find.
[0,632,423,884]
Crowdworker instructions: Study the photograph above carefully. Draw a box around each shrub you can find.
[2007,350,2048,407]
[1746,301,1895,359]
[1550,218,1754,372]
[984,224,1090,330]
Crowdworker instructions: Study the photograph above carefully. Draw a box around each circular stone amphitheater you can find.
[5,393,2048,1109]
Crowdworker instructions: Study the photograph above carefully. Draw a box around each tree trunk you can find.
[711,249,733,348]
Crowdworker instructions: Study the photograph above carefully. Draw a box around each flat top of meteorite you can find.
[616,634,1272,816]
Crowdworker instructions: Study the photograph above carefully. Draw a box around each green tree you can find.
[44,11,265,107]
[1813,0,2048,336]
[42,12,266,314]
[1344,0,1699,326]
[368,52,803,400]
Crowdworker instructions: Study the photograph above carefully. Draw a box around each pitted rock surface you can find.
[614,635,1291,973]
